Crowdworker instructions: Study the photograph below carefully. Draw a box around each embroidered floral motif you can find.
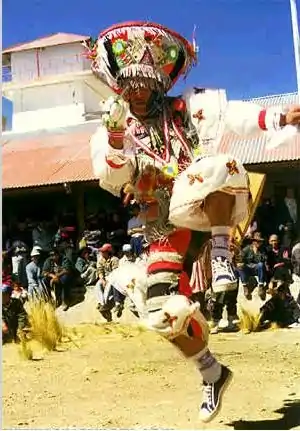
[226,160,239,175]
[187,173,204,185]
[163,312,178,326]
[193,109,205,122]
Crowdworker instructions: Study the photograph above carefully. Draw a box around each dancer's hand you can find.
[102,97,128,131]
[283,106,300,126]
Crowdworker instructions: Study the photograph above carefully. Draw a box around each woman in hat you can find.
[88,21,300,422]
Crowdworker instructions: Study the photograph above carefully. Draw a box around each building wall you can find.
[12,81,85,132]
[10,43,88,82]
[83,82,104,114]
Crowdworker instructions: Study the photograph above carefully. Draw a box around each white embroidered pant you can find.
[169,154,249,231]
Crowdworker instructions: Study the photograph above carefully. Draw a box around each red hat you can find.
[99,243,112,252]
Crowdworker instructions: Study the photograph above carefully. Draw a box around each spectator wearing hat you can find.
[95,244,119,321]
[119,244,135,266]
[2,283,29,344]
[237,232,267,300]
[75,247,97,287]
[42,249,75,310]
[26,247,44,300]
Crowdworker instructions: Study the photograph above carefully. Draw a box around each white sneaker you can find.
[199,365,233,422]
[212,257,237,293]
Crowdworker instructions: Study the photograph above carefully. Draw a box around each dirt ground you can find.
[3,286,300,430]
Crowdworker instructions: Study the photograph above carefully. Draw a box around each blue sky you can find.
[2,0,299,126]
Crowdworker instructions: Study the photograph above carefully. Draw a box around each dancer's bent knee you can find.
[142,294,210,355]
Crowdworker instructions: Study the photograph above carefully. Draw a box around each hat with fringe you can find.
[84,21,197,94]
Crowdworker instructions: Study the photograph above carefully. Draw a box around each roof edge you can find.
[2,32,90,54]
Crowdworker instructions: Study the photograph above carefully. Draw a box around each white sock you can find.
[193,348,222,383]
[211,226,232,261]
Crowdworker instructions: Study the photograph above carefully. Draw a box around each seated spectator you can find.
[75,247,97,287]
[11,276,28,304]
[2,283,29,344]
[12,246,28,290]
[26,247,44,300]
[259,266,300,329]
[266,234,291,278]
[237,232,267,300]
[95,244,119,321]
[119,244,135,266]
[79,229,102,259]
[54,225,76,263]
[127,204,145,257]
[42,249,75,310]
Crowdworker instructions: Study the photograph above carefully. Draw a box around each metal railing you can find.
[2,53,92,84]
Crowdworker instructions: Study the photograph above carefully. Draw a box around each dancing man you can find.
[87,21,300,422]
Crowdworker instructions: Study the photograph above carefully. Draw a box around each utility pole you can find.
[290,0,300,99]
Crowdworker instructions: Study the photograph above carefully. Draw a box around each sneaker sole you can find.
[199,369,233,423]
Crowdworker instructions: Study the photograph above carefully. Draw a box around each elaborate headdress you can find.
[84,21,197,94]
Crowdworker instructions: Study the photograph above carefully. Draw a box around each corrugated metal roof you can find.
[219,92,300,164]
[2,33,90,54]
[2,122,99,190]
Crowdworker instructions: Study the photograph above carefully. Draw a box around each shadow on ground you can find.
[227,399,300,430]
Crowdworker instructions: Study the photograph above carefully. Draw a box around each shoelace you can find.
[212,258,234,278]
[202,383,213,406]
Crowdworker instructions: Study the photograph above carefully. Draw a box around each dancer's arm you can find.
[225,101,288,136]
[183,88,300,149]
[90,98,135,196]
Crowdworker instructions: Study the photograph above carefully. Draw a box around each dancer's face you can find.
[124,87,152,116]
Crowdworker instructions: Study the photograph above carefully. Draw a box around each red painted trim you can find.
[147,261,183,274]
[258,109,267,131]
[105,156,126,169]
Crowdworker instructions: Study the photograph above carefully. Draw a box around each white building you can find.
[2,32,113,133]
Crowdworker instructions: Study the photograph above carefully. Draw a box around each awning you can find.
[220,131,300,165]
[2,122,99,190]
[219,92,300,164]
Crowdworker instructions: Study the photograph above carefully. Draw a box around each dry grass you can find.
[27,299,63,350]
[238,307,262,333]
[19,303,149,360]
[19,300,64,359]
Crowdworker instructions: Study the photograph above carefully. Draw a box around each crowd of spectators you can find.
[207,190,300,333]
[2,204,148,339]
[2,190,300,341]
